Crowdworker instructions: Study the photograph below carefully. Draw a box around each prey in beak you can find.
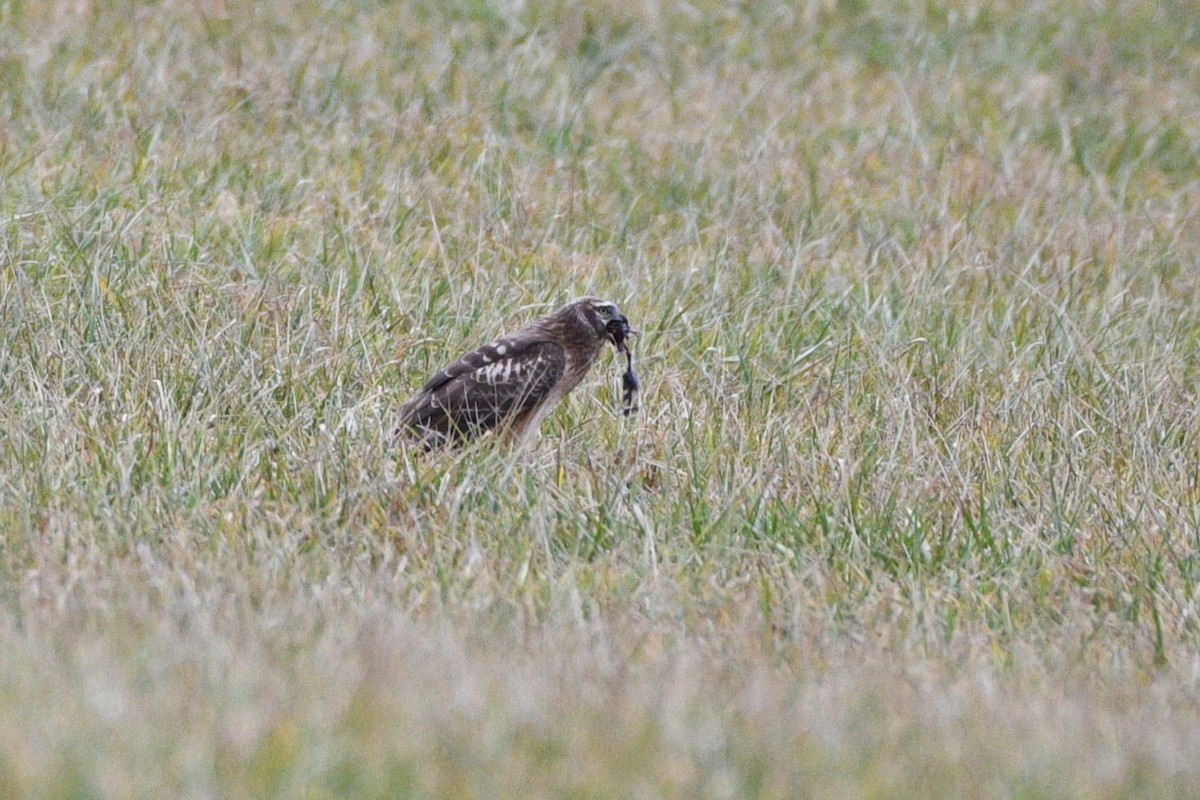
[606,316,640,416]
[605,314,636,351]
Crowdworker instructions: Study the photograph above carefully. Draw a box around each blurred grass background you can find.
[2,0,1200,796]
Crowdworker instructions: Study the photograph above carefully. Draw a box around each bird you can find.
[395,297,636,449]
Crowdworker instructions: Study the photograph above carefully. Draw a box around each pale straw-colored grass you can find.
[2,0,1200,796]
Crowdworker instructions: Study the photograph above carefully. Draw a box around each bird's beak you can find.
[606,315,638,353]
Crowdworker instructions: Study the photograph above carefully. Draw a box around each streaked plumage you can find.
[395,297,634,448]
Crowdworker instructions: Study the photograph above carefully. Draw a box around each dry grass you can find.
[3,0,1200,796]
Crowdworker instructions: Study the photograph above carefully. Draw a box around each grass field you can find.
[3,0,1200,796]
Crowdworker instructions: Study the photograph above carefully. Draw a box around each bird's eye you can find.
[597,304,614,318]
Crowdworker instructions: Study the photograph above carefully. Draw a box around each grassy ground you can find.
[3,0,1200,796]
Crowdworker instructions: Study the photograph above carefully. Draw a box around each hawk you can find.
[395,297,636,449]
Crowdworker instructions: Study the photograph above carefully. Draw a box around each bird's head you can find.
[569,296,636,351]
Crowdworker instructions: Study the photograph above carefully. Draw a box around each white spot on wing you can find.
[475,357,526,386]
[496,344,507,355]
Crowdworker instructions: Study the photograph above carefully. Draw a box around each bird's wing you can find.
[397,336,566,445]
